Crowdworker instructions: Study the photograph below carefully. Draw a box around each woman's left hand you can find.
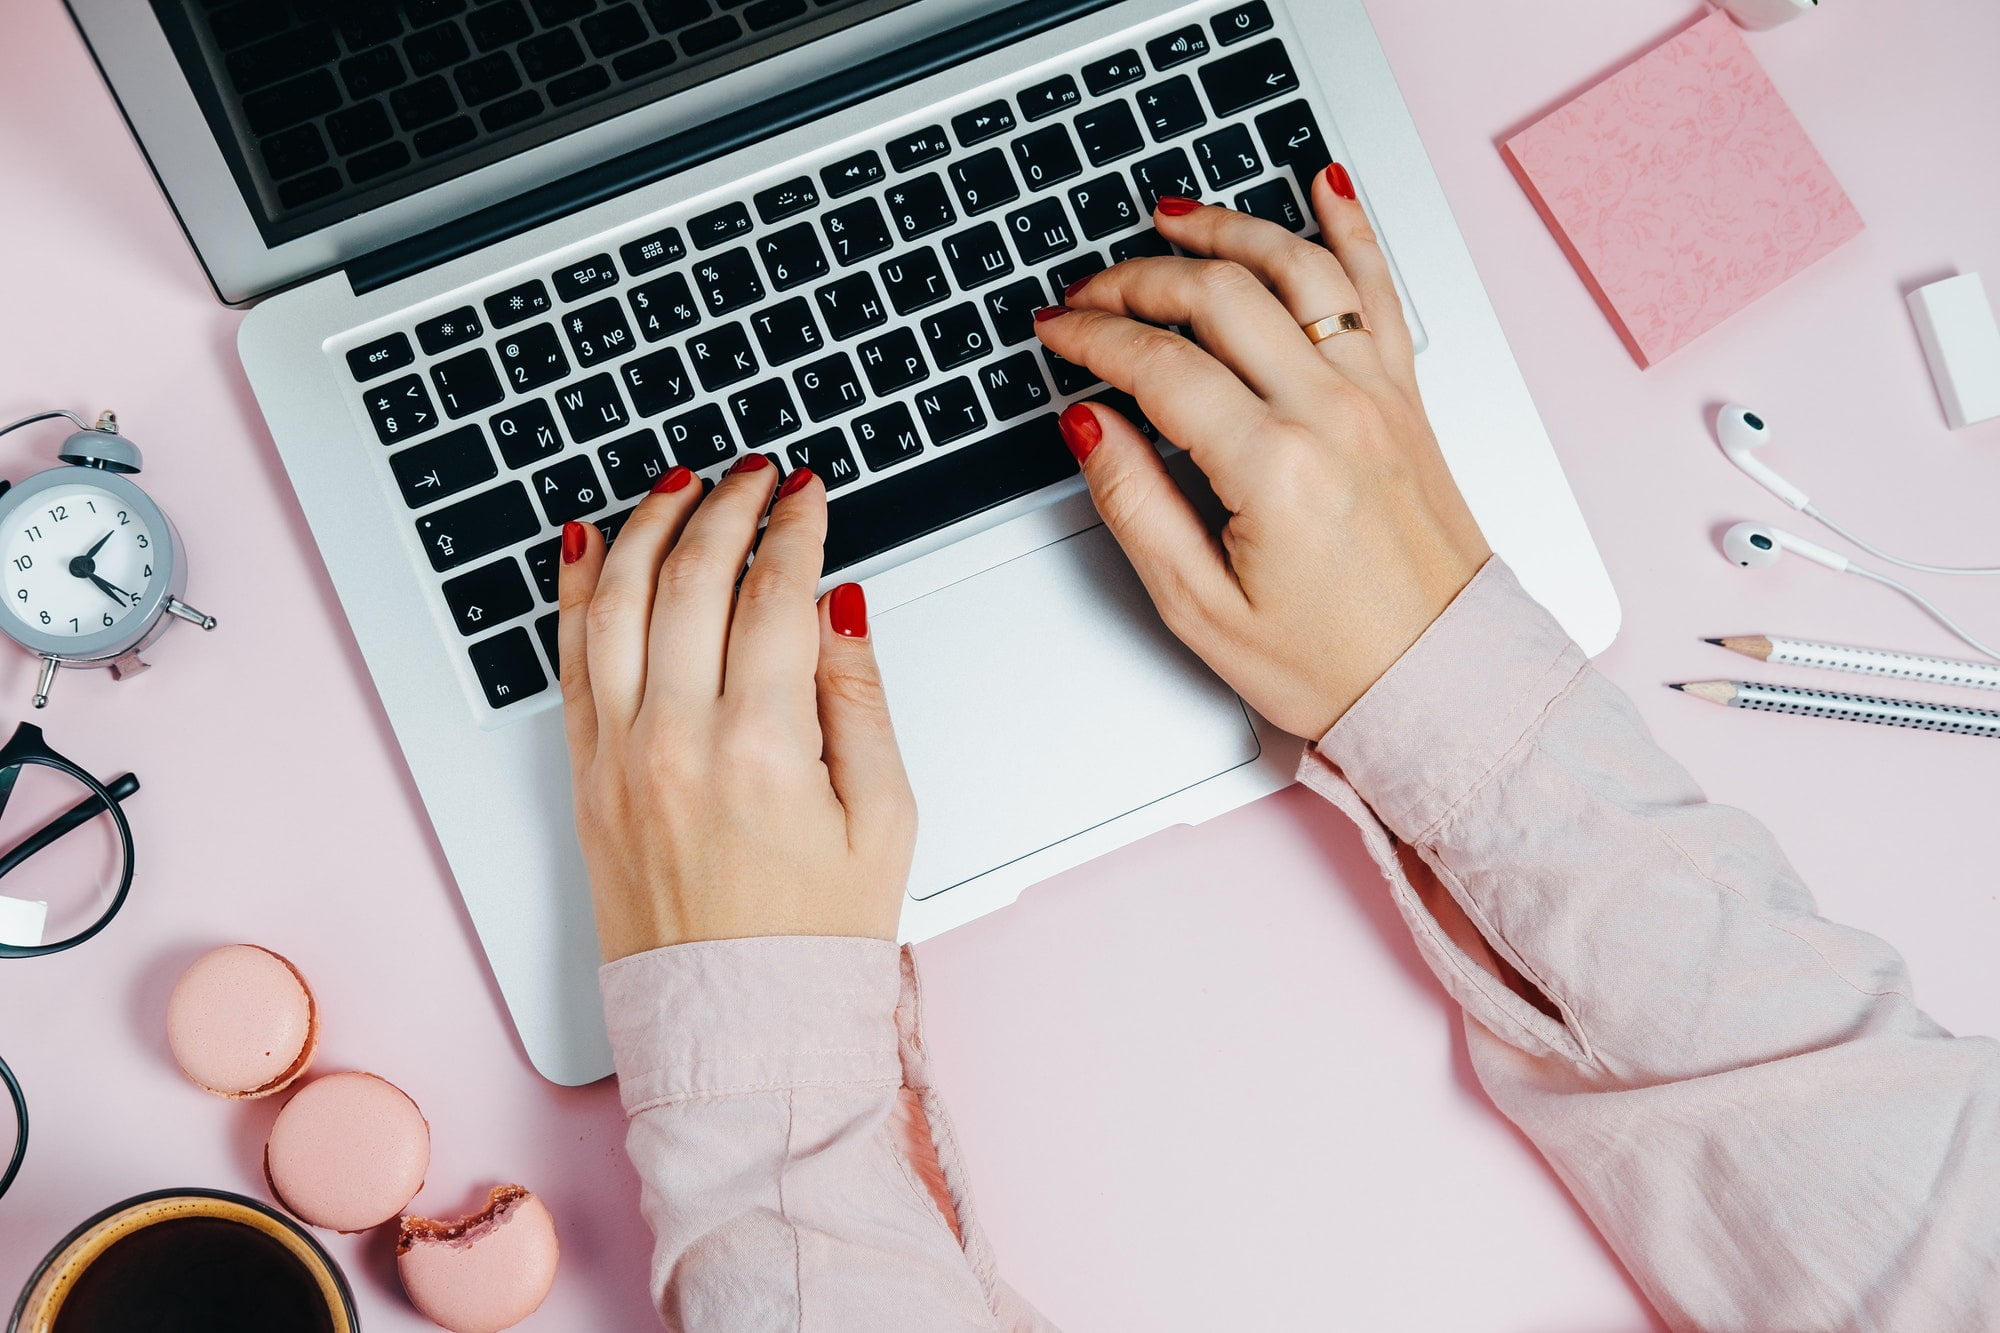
[556,458,917,963]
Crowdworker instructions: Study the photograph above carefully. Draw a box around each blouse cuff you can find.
[599,936,904,1116]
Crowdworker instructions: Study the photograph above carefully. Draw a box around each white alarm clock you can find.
[0,409,214,708]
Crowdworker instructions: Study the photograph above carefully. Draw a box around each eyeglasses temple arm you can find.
[0,773,139,881]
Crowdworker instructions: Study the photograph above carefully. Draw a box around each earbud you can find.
[1722,521,1849,571]
[1716,404,1809,510]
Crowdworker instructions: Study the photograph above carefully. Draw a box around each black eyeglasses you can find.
[0,722,139,961]
[1,1053,22,1201]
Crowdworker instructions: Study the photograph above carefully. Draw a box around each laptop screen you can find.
[147,0,910,249]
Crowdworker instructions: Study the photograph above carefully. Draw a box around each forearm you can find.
[601,937,1054,1333]
[1302,559,2000,1330]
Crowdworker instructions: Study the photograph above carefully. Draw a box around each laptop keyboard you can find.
[345,0,1339,714]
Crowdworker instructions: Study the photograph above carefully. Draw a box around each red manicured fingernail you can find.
[1156,195,1201,216]
[829,582,867,638]
[1325,162,1355,200]
[1058,403,1102,464]
[727,453,771,475]
[652,465,693,494]
[560,520,588,564]
[1034,305,1071,323]
[778,466,814,497]
[1063,274,1096,300]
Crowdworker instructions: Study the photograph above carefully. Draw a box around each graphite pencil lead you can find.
[1667,682,1686,691]
[1702,638,1724,646]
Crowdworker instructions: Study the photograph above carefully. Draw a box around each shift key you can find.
[415,480,540,571]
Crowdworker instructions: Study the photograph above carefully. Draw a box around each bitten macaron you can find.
[266,1071,430,1232]
[165,944,319,1099]
[398,1185,560,1333]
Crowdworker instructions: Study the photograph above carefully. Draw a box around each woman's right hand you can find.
[1033,166,1490,740]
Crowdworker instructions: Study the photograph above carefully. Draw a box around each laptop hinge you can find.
[346,0,1117,297]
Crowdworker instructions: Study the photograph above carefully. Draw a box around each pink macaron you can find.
[397,1185,560,1333]
[165,944,319,1099]
[265,1071,431,1233]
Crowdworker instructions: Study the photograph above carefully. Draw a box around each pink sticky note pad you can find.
[1503,12,1863,367]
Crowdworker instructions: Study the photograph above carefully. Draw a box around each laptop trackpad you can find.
[871,524,1261,901]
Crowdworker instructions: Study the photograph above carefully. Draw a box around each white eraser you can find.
[0,894,48,949]
[1908,273,2000,430]
[1719,0,1818,31]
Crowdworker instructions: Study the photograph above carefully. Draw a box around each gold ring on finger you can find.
[1302,311,1370,344]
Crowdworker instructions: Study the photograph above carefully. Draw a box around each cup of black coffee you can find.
[8,1188,355,1333]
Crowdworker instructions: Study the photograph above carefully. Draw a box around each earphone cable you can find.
[1849,565,2000,662]
[1808,505,2000,576]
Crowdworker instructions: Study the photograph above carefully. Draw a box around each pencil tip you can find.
[1702,638,1724,646]
[1666,682,1686,691]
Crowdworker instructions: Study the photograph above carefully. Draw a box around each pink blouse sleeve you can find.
[1300,558,2000,1331]
[600,936,1057,1332]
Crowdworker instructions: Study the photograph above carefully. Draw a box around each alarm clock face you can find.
[1,484,162,640]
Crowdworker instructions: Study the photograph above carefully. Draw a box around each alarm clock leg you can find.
[31,657,57,710]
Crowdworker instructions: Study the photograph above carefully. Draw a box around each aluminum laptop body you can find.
[70,0,1619,1084]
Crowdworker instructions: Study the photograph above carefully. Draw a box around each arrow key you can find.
[1253,98,1329,189]
[389,424,497,508]
[441,557,534,638]
[1199,38,1299,119]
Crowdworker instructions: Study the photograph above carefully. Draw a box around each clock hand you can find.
[84,531,112,560]
[89,574,137,607]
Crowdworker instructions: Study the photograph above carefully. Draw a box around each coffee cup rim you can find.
[8,1186,358,1333]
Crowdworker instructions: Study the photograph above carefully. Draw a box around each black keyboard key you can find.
[852,402,922,472]
[534,0,594,23]
[554,373,631,443]
[487,279,553,328]
[404,25,470,78]
[548,65,613,105]
[821,198,893,266]
[951,100,1017,147]
[347,332,413,382]
[227,25,337,95]
[749,296,825,366]
[621,226,686,276]
[1146,25,1210,70]
[431,348,505,418]
[1048,253,1106,300]
[879,248,951,315]
[536,608,560,666]
[552,253,620,302]
[617,346,695,417]
[416,307,484,355]
[727,379,803,448]
[417,481,540,571]
[888,174,956,242]
[1018,74,1081,122]
[413,115,477,157]
[1042,347,1100,395]
[468,0,533,51]
[390,74,458,130]
[792,353,866,422]
[681,14,742,57]
[278,168,343,210]
[757,223,829,290]
[349,141,414,184]
[581,3,648,56]
[857,328,927,395]
[823,413,1077,573]
[663,402,737,470]
[1195,124,1263,191]
[520,27,587,80]
[1069,174,1142,240]
[1138,77,1206,142]
[389,424,496,507]
[1012,123,1083,191]
[815,272,887,340]
[243,69,341,136]
[455,51,523,106]
[532,453,610,523]
[442,559,534,637]
[497,323,570,392]
[1082,48,1145,95]
[1212,0,1273,45]
[597,428,671,498]
[1132,148,1201,208]
[754,175,820,223]
[694,246,766,316]
[562,298,636,366]
[687,321,760,391]
[491,398,564,468]
[1073,100,1142,170]
[1200,38,1298,118]
[691,201,755,250]
[340,47,406,101]
[1110,227,1174,263]
[785,428,860,490]
[468,627,547,707]
[1255,99,1330,185]
[948,148,1019,216]
[887,124,950,172]
[628,272,701,341]
[261,123,329,180]
[365,374,438,444]
[979,351,1054,421]
[327,101,394,155]
[1235,177,1306,231]
[920,303,992,372]
[822,150,885,198]
[745,0,805,29]
[593,504,636,546]
[983,275,1046,346]
[941,222,1014,290]
[616,40,679,81]
[1005,198,1077,266]
[526,536,561,600]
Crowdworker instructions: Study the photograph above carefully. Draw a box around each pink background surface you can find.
[2,1,1997,1328]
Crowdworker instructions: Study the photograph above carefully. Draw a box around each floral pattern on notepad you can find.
[1503,11,1863,367]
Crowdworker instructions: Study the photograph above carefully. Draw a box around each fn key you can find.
[467,626,547,709]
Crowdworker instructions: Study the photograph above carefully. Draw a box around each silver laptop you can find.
[71,0,1618,1084]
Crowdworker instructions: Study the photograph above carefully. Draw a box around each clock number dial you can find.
[1,486,162,639]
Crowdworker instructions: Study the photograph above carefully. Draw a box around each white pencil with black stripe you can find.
[1707,635,2000,692]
